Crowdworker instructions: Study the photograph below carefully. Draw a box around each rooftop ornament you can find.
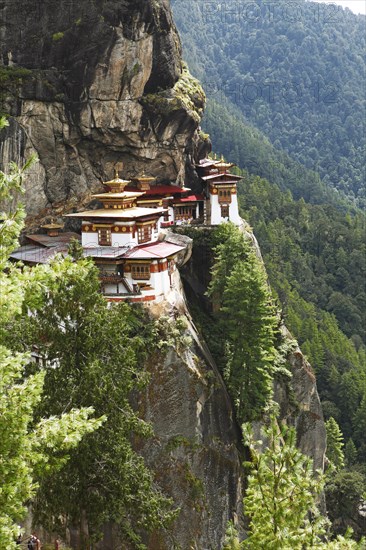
[134,172,156,191]
[215,155,235,173]
[41,222,64,237]
[103,162,131,192]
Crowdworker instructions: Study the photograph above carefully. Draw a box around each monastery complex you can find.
[11,157,243,303]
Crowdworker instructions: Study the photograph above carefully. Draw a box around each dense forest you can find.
[238,175,365,451]
[172,0,366,461]
[172,0,366,206]
[202,97,345,206]
[172,0,366,536]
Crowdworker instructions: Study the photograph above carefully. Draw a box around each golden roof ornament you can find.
[103,162,131,192]
[42,221,64,237]
[216,155,235,173]
[134,172,156,190]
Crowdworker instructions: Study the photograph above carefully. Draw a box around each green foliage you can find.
[326,417,345,471]
[0,346,103,549]
[172,0,365,205]
[0,118,37,269]
[242,417,327,549]
[344,440,358,469]
[352,393,366,456]
[52,32,64,41]
[4,256,176,547]
[173,62,206,122]
[222,521,241,550]
[0,123,103,549]
[207,224,278,422]
[237,173,366,461]
[325,470,366,541]
[242,418,364,549]
[0,68,33,113]
[154,315,192,354]
[205,97,341,206]
[141,63,205,123]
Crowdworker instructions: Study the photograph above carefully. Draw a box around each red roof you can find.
[125,184,190,196]
[173,194,204,204]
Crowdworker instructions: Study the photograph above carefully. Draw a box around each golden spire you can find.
[103,162,130,192]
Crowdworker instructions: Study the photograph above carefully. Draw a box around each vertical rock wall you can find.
[0,0,206,226]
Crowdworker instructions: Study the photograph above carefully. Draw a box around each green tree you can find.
[242,418,327,549]
[353,393,366,451]
[0,348,103,549]
[208,223,278,422]
[5,254,176,547]
[242,417,363,549]
[222,521,241,550]
[0,117,104,548]
[344,439,358,468]
[220,259,277,422]
[207,222,251,309]
[326,470,366,541]
[326,417,345,471]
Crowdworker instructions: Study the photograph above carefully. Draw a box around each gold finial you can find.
[114,161,124,180]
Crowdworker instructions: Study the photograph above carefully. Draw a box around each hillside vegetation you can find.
[172,0,366,206]
[238,175,366,451]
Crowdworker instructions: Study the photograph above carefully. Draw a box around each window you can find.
[221,204,229,218]
[137,225,152,243]
[174,205,194,221]
[131,264,151,280]
[98,228,111,246]
[218,189,232,204]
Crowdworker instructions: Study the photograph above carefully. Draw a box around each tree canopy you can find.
[0,118,104,548]
[172,0,366,206]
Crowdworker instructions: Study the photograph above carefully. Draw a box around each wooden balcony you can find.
[99,273,123,284]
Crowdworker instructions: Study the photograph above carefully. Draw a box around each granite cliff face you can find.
[0,0,206,227]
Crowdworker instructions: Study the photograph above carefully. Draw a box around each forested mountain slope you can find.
[202,97,344,206]
[238,175,366,451]
[172,0,366,205]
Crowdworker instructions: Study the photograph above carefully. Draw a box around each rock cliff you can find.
[0,0,206,228]
[1,1,326,548]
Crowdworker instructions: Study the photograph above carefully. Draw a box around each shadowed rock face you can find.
[137,325,245,550]
[0,0,207,224]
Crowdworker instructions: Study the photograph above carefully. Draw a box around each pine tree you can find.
[207,222,251,310]
[344,439,357,468]
[242,417,327,549]
[222,521,241,550]
[326,417,345,471]
[0,117,103,547]
[208,223,278,423]
[221,258,277,423]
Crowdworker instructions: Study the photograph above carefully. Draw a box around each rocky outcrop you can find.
[177,225,327,474]
[0,0,207,225]
[273,327,326,473]
[139,303,245,550]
